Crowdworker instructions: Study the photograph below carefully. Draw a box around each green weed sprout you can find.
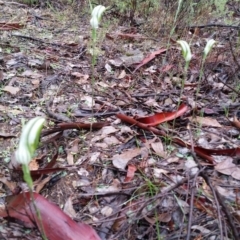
[15,117,45,189]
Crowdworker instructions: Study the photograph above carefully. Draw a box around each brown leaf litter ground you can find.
[0,1,240,239]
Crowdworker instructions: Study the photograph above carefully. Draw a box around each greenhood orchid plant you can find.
[89,5,107,65]
[15,117,45,189]
[177,40,192,101]
[197,39,216,95]
[177,39,216,99]
[203,39,216,60]
[15,117,47,239]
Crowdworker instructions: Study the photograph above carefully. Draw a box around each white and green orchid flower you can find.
[203,39,216,58]
[16,117,45,165]
[90,5,106,29]
[177,40,192,63]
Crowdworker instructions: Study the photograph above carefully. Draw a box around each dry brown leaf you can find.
[67,150,74,165]
[22,70,43,79]
[231,168,240,181]
[101,126,119,135]
[189,116,222,127]
[101,206,113,217]
[28,159,39,171]
[89,152,101,163]
[117,70,126,79]
[72,72,89,84]
[157,212,172,223]
[215,157,240,180]
[35,176,51,193]
[63,196,77,218]
[0,176,17,192]
[151,140,166,158]
[103,136,120,145]
[232,115,240,129]
[112,148,141,170]
[66,139,79,165]
[216,186,236,201]
[3,86,20,95]
[144,98,160,107]
[215,157,236,175]
[0,70,4,81]
[70,139,79,154]
[31,79,40,86]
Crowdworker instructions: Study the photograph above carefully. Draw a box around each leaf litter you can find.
[0,1,240,240]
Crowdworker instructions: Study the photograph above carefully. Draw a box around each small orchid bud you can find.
[15,117,45,165]
[204,39,216,58]
[90,5,106,29]
[177,40,192,63]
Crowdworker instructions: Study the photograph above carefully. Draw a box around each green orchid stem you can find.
[196,56,206,96]
[90,28,97,131]
[173,60,189,131]
[91,28,97,66]
[88,0,92,11]
[178,60,189,107]
[22,164,33,190]
[183,61,190,89]
[22,164,47,240]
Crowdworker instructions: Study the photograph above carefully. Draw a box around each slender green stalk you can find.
[166,0,183,50]
[22,164,33,189]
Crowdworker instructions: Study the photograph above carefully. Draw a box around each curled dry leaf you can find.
[124,164,137,182]
[215,157,240,180]
[189,116,222,127]
[133,48,167,73]
[0,177,17,192]
[136,104,188,126]
[151,140,166,158]
[112,148,141,170]
[232,115,240,129]
[66,139,79,165]
[3,86,20,95]
[63,196,77,218]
